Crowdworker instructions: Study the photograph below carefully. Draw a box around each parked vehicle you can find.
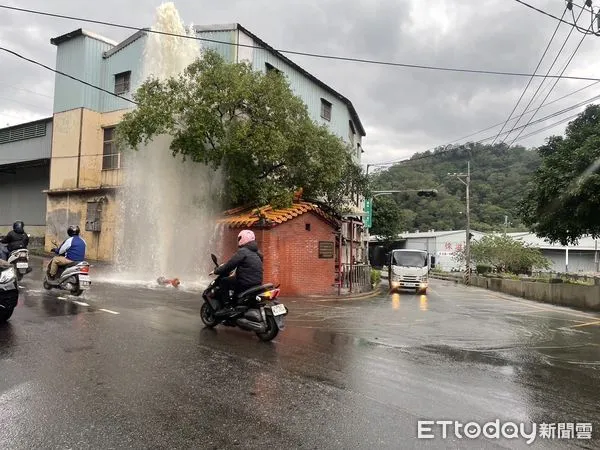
[8,248,30,281]
[388,249,434,294]
[0,262,19,322]
[201,254,288,341]
[42,240,91,296]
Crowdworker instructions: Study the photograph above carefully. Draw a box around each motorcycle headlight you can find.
[0,267,16,283]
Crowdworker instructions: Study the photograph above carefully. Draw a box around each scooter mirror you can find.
[210,253,218,266]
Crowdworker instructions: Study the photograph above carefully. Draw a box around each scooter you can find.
[201,254,288,342]
[8,248,31,281]
[42,240,91,296]
[0,262,19,322]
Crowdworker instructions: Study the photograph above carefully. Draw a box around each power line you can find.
[501,4,587,144]
[0,82,53,99]
[371,94,596,168]
[492,6,567,145]
[513,0,592,32]
[507,13,591,146]
[0,46,137,106]
[2,4,600,82]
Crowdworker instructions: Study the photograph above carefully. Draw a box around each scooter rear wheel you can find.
[256,315,279,342]
[200,302,218,328]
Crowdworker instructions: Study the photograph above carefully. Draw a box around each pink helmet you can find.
[237,229,255,247]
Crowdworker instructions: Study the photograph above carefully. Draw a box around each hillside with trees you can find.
[370,143,541,237]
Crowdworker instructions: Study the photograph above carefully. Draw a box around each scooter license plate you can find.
[79,275,91,289]
[271,304,286,316]
[16,262,28,269]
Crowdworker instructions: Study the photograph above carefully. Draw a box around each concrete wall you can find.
[542,249,596,274]
[0,163,49,228]
[433,273,600,312]
[45,191,118,261]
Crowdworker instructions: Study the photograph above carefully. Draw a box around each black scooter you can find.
[201,254,288,342]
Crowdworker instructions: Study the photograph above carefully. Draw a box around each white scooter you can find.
[42,240,91,296]
[8,248,30,281]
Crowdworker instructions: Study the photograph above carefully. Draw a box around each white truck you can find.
[387,249,434,295]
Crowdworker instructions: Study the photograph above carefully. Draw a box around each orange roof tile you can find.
[217,201,338,229]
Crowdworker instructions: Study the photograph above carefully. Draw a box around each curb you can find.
[300,287,384,302]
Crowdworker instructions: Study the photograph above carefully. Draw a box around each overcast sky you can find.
[1,0,600,165]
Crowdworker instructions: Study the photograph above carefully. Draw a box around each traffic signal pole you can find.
[365,188,438,266]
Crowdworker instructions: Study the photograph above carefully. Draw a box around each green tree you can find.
[455,234,550,274]
[371,196,403,241]
[370,142,540,233]
[116,50,366,211]
[519,104,600,245]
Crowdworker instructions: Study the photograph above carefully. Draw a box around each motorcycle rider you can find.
[211,229,263,314]
[0,221,29,261]
[48,225,87,280]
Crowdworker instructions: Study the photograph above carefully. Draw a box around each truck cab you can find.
[387,249,434,295]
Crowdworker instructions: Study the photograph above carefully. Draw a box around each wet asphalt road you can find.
[1,262,600,449]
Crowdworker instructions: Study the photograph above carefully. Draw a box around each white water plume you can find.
[114,2,223,282]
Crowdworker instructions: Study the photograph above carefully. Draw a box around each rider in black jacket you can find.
[0,221,29,260]
[212,229,263,312]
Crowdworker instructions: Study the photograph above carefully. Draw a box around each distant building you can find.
[369,230,485,272]
[46,25,366,261]
[508,232,599,273]
[0,117,52,241]
[370,230,600,274]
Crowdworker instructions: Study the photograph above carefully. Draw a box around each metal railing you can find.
[340,263,371,293]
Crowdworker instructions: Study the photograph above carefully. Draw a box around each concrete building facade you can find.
[46,25,366,261]
[0,117,53,241]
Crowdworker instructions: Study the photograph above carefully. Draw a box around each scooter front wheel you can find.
[43,280,52,290]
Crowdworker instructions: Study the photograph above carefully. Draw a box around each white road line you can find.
[72,301,89,307]
[57,296,68,300]
[99,308,120,315]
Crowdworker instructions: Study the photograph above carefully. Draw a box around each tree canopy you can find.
[519,104,600,245]
[370,142,540,234]
[454,234,551,274]
[116,50,366,211]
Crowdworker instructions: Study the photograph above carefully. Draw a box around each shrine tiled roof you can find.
[218,201,338,228]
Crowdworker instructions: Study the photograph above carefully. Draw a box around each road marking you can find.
[57,296,68,300]
[72,301,89,307]
[569,320,600,328]
[99,308,120,315]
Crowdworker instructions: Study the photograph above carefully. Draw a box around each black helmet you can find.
[13,221,24,233]
[67,225,80,236]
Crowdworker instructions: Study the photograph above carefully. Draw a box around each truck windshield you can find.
[392,252,426,267]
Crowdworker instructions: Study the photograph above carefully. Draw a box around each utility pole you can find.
[449,161,471,285]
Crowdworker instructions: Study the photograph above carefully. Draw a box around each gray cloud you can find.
[1,0,598,163]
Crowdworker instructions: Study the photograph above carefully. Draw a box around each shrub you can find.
[371,269,381,288]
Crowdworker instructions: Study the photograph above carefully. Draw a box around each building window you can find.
[265,62,282,75]
[0,121,46,145]
[349,120,356,146]
[102,127,122,170]
[320,98,332,121]
[114,71,131,95]
[85,201,102,232]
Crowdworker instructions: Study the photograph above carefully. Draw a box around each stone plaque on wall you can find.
[318,241,334,259]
